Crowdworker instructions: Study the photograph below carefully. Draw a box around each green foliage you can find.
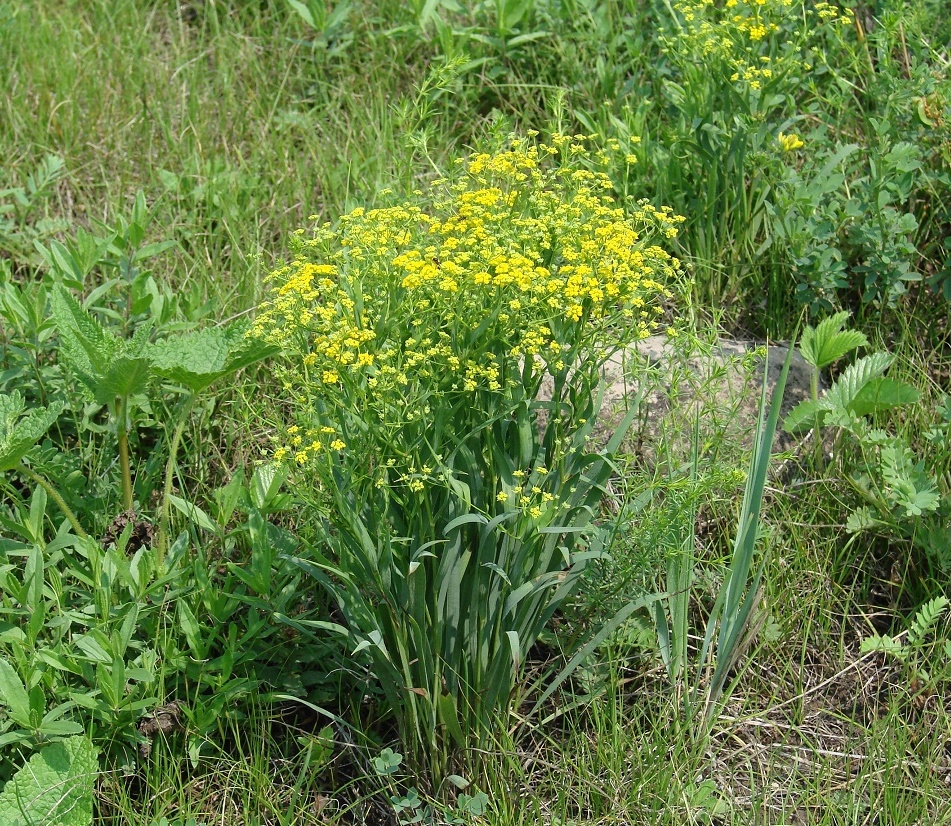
[0,392,63,473]
[862,596,950,690]
[653,345,795,727]
[798,311,869,372]
[0,736,96,826]
[258,135,683,777]
[786,315,951,574]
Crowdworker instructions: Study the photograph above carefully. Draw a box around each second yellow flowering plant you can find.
[255,134,683,778]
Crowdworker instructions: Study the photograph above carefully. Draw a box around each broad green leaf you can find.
[782,397,830,434]
[824,352,893,413]
[0,392,64,472]
[50,285,117,393]
[0,736,97,826]
[848,377,919,417]
[149,321,277,394]
[0,658,31,726]
[799,311,868,370]
[52,287,154,404]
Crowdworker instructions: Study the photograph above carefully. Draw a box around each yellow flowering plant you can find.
[254,134,683,778]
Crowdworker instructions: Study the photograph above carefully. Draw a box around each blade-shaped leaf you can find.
[0,658,30,726]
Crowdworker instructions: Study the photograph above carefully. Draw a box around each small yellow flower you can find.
[330,439,346,450]
[497,491,509,502]
[778,132,804,152]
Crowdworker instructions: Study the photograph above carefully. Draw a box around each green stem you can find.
[157,394,197,571]
[115,396,134,512]
[14,463,89,539]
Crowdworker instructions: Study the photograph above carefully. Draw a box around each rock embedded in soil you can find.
[538,336,817,466]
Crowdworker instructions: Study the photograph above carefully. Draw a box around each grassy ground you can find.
[2,0,950,823]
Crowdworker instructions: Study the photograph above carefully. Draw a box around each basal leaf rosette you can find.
[254,136,683,484]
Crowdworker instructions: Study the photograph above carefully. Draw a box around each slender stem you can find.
[14,463,89,539]
[115,396,134,512]
[157,394,197,571]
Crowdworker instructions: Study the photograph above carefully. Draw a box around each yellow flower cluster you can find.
[668,0,852,93]
[253,136,683,469]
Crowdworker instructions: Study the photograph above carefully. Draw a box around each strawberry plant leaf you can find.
[824,352,893,412]
[799,311,868,370]
[782,397,831,433]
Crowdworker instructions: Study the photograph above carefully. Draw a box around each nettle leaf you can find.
[0,392,65,472]
[50,286,119,393]
[800,311,868,370]
[52,287,154,404]
[0,736,97,826]
[149,321,277,394]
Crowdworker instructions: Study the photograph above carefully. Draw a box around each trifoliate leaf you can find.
[0,392,64,472]
[799,311,868,370]
[0,736,97,826]
[149,321,277,394]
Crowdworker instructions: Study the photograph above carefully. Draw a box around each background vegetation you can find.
[1,0,949,823]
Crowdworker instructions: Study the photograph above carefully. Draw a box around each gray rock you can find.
[537,336,817,466]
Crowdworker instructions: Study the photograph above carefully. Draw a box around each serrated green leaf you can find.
[0,736,97,826]
[782,397,831,433]
[800,312,868,370]
[149,321,277,393]
[824,352,893,412]
[52,287,155,403]
[50,286,118,395]
[845,506,879,533]
[0,392,64,472]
